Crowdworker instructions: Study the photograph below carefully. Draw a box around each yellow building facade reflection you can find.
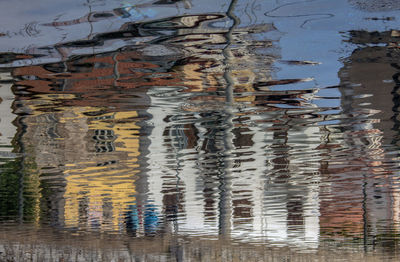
[17,94,142,230]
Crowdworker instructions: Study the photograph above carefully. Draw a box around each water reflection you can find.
[1,0,400,258]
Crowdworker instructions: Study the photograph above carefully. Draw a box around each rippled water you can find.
[1,0,400,260]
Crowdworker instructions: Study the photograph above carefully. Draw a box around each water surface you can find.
[1,0,400,260]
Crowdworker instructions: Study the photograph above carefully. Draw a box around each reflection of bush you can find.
[0,153,40,222]
[0,159,20,220]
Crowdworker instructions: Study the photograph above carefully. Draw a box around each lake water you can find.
[1,0,400,261]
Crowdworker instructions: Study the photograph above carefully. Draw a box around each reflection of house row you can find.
[9,12,269,234]
[11,12,400,251]
[10,11,328,247]
[144,21,400,249]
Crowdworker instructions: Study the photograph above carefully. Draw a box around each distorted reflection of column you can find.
[268,115,290,243]
[146,103,167,230]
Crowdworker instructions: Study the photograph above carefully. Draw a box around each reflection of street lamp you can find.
[218,0,239,238]
[223,0,239,106]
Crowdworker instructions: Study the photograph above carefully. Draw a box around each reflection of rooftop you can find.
[14,51,180,95]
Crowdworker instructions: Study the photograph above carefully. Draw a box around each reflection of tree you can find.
[0,151,41,223]
[0,159,21,220]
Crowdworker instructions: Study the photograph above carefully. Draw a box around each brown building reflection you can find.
[320,29,400,247]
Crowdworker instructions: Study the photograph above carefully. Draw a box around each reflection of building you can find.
[4,9,349,249]
[319,29,400,246]
[145,14,324,248]
[16,99,142,230]
[12,48,178,232]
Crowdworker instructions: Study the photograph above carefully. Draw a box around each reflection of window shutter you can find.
[93,129,116,152]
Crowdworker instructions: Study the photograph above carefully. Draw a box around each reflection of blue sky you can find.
[248,0,400,110]
[261,0,400,74]
[0,0,230,54]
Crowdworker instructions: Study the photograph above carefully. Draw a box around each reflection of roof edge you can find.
[347,30,400,44]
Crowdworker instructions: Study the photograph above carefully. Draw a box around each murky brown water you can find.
[1,0,400,261]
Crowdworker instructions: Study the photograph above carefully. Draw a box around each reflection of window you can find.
[46,126,60,139]
[96,160,117,166]
[43,63,66,73]
[95,141,115,153]
[93,114,113,121]
[93,129,115,152]
[43,114,60,138]
[93,129,115,140]
[168,125,188,150]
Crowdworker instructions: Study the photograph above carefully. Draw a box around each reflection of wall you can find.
[18,99,143,230]
[63,109,141,230]
[0,73,17,162]
[147,95,324,247]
